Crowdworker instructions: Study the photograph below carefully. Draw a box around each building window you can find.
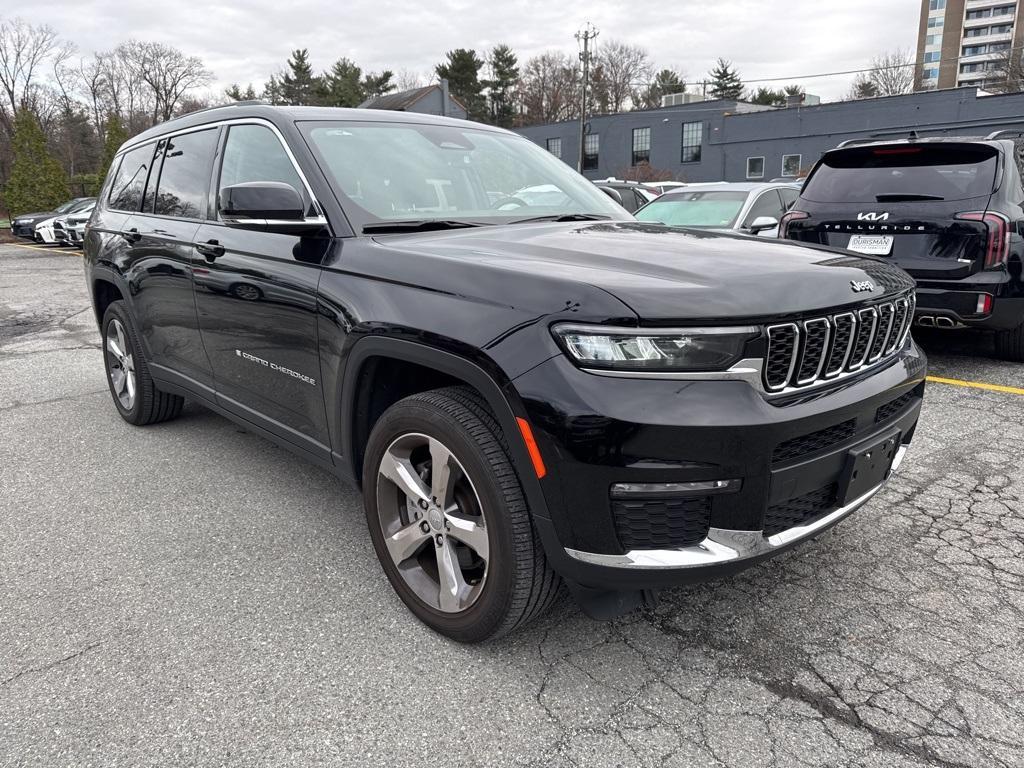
[992,23,1013,33]
[781,154,802,177]
[632,127,651,166]
[928,0,944,9]
[963,45,988,57]
[923,67,940,80]
[680,121,702,163]
[583,133,599,171]
[927,16,943,28]
[990,42,1011,52]
[924,51,941,63]
[993,4,1015,16]
[546,137,562,158]
[965,26,985,37]
[746,156,765,180]
[926,34,941,45]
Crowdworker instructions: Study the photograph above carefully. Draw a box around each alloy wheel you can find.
[375,432,490,613]
[105,318,136,410]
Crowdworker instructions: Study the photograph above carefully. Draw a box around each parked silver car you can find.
[634,182,800,237]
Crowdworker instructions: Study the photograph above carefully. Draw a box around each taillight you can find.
[955,211,1010,269]
[779,210,809,239]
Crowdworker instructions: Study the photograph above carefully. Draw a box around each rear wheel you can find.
[995,322,1024,362]
[101,301,184,425]
[362,387,560,642]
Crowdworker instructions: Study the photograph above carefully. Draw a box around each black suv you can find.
[782,135,1024,360]
[84,105,926,641]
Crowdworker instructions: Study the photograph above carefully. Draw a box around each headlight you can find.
[552,324,758,372]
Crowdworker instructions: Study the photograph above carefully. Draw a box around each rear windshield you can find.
[802,144,998,203]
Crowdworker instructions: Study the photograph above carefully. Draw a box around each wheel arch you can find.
[91,268,130,328]
[339,336,551,521]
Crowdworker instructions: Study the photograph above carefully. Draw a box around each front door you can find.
[192,122,331,456]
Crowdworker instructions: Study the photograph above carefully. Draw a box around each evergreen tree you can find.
[707,58,744,100]
[748,86,786,106]
[435,49,486,120]
[5,110,70,216]
[360,70,395,102]
[99,114,129,184]
[483,45,519,127]
[262,75,284,105]
[225,83,259,101]
[638,69,685,109]
[281,49,321,105]
[320,58,365,107]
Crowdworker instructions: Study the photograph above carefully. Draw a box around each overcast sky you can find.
[14,0,920,102]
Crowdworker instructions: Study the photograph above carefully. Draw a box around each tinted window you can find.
[634,191,748,228]
[802,144,998,203]
[220,124,304,206]
[742,191,784,227]
[109,144,156,212]
[152,129,218,218]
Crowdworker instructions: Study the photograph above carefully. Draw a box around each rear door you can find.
[787,143,999,279]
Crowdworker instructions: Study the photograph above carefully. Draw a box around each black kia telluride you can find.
[84,105,927,641]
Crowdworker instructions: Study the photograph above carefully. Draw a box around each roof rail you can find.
[836,130,920,149]
[985,129,1024,140]
[180,99,272,118]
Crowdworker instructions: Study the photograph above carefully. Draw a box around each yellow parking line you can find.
[927,375,1024,396]
[7,242,77,254]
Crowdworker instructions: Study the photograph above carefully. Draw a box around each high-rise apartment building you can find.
[915,0,1024,90]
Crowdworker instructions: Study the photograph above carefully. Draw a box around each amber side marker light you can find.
[516,417,547,479]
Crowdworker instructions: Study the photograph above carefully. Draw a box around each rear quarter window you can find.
[802,144,998,204]
[108,143,158,212]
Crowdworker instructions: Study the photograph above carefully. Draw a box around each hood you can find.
[380,221,915,322]
[13,212,54,222]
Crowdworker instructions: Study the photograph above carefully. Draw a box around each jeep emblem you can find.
[857,212,889,222]
[850,280,875,293]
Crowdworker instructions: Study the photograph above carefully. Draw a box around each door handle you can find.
[195,239,225,261]
[122,227,141,244]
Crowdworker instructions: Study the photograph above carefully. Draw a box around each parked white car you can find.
[61,202,96,247]
[35,197,95,244]
[634,182,800,237]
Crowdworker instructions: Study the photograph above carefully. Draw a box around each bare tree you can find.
[591,40,652,113]
[984,45,1024,93]
[395,69,425,91]
[516,51,579,126]
[121,41,211,122]
[0,16,60,131]
[868,49,915,97]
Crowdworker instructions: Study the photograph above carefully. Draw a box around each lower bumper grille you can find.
[764,483,838,536]
[876,390,916,424]
[772,419,856,465]
[612,496,712,550]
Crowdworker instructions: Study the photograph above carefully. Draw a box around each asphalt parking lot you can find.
[1,241,1022,768]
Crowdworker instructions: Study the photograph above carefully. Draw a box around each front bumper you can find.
[514,339,926,591]
[11,223,35,239]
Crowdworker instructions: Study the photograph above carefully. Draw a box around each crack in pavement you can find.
[1,643,103,688]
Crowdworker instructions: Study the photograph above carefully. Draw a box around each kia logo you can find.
[857,212,890,222]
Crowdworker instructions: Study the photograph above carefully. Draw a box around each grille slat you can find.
[763,293,914,393]
[764,483,839,536]
[772,419,857,464]
[875,390,917,424]
[612,497,712,550]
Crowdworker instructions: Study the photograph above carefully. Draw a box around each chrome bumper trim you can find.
[564,446,907,570]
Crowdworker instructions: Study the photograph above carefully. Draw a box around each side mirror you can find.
[219,182,325,234]
[748,216,779,236]
[597,185,623,205]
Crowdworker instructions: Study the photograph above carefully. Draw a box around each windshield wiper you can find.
[875,193,945,202]
[508,213,612,224]
[362,219,488,234]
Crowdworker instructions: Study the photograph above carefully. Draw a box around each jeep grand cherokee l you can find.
[84,105,926,642]
[782,135,1024,360]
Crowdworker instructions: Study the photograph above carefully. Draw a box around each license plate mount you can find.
[847,234,894,255]
[837,429,902,505]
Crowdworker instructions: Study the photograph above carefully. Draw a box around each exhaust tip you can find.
[918,316,936,327]
[936,316,956,328]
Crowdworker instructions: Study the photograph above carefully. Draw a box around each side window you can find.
[742,191,785,227]
[151,129,219,219]
[108,143,157,212]
[219,124,305,215]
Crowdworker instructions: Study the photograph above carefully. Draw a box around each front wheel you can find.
[362,387,560,642]
[995,322,1024,362]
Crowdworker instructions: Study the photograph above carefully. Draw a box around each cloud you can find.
[9,0,920,101]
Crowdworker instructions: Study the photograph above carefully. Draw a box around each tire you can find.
[362,386,561,642]
[995,322,1024,362]
[101,301,184,425]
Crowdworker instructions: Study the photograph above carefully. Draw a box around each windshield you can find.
[67,198,95,213]
[54,199,83,213]
[301,121,630,230]
[802,144,998,203]
[634,191,748,228]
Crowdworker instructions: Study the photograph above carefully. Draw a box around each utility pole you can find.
[575,23,598,174]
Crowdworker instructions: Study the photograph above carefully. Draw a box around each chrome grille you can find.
[763,294,914,393]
